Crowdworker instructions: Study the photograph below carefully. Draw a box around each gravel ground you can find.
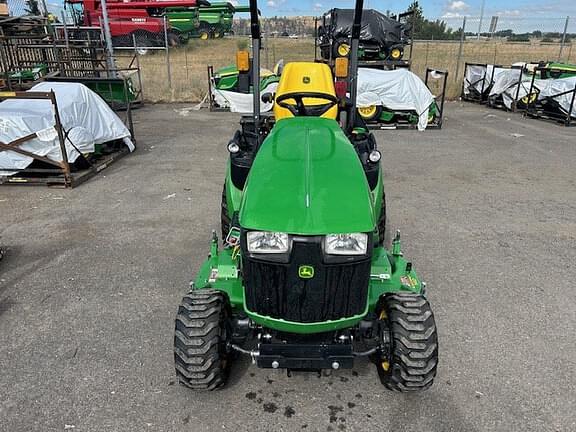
[0,102,575,432]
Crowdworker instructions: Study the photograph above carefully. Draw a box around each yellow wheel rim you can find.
[521,93,537,105]
[378,309,390,371]
[358,105,378,119]
[391,48,402,60]
[337,43,351,57]
[200,32,209,40]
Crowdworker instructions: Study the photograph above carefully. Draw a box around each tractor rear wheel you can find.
[221,183,231,241]
[333,38,351,58]
[358,105,383,122]
[376,293,438,392]
[174,289,232,390]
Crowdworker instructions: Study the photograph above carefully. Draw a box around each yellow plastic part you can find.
[381,361,390,371]
[334,57,349,78]
[236,51,250,72]
[391,48,402,59]
[273,62,338,121]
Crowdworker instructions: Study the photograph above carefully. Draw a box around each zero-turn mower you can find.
[174,0,438,391]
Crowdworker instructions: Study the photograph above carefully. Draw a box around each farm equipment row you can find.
[64,0,248,49]
[462,62,576,127]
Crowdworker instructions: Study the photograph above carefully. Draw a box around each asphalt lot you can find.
[0,102,575,432]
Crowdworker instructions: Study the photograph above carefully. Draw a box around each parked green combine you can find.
[167,2,249,40]
[198,2,249,39]
[166,7,202,42]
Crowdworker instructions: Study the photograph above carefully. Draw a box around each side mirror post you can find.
[261,93,275,104]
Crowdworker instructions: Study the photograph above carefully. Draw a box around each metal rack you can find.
[461,62,501,104]
[365,68,448,131]
[0,89,135,188]
[525,67,576,127]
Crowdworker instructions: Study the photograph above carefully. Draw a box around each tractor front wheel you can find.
[376,293,438,392]
[174,289,232,390]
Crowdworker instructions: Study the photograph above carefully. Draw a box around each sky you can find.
[260,0,576,32]
[8,0,576,32]
[259,0,576,18]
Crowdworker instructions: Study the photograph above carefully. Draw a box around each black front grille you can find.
[243,240,371,323]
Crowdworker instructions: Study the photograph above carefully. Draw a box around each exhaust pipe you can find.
[348,0,364,130]
[249,0,261,133]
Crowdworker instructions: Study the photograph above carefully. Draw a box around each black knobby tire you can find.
[168,32,180,47]
[377,293,438,392]
[174,289,232,390]
[377,191,387,246]
[221,183,231,241]
[198,22,211,40]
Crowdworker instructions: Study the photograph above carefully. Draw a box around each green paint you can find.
[214,65,280,92]
[193,241,422,334]
[239,117,375,235]
[166,7,200,38]
[167,3,250,39]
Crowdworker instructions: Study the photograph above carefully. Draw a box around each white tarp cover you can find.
[513,76,576,118]
[464,64,515,96]
[488,68,527,109]
[356,68,435,131]
[0,82,134,174]
[212,82,278,113]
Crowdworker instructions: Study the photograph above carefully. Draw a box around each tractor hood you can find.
[239,117,375,235]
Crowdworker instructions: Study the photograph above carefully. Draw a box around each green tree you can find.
[406,0,460,40]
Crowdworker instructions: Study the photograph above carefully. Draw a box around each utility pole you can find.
[100,0,117,76]
[477,0,486,40]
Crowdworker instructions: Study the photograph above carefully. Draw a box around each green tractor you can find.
[197,2,250,39]
[174,0,438,391]
[212,64,279,93]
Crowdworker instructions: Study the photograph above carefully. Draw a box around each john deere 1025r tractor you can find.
[174,0,438,392]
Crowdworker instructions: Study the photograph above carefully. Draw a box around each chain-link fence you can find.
[413,16,576,97]
[112,13,576,102]
[3,2,575,102]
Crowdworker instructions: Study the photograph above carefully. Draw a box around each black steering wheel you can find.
[276,92,338,117]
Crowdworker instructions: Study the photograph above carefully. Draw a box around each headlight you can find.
[247,231,289,254]
[325,233,368,255]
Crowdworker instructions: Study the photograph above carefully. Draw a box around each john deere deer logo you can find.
[298,265,314,279]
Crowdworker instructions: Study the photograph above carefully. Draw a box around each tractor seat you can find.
[273,62,339,121]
